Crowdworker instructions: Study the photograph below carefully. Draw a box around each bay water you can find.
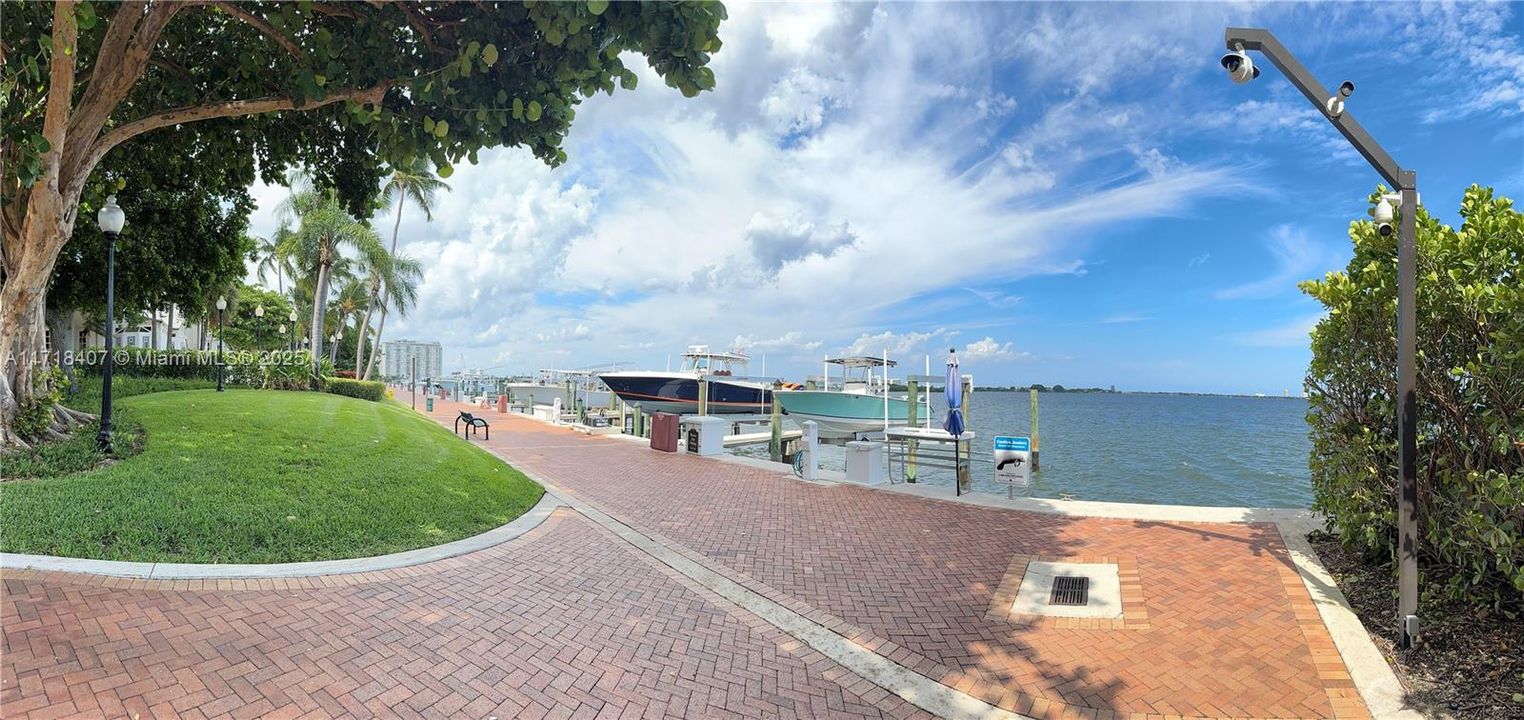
[738,391,1314,508]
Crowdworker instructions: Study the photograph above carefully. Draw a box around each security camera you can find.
[1374,194,1398,237]
[1221,46,1260,84]
[1326,81,1354,118]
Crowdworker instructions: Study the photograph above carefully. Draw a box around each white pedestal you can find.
[845,441,886,485]
[681,416,726,456]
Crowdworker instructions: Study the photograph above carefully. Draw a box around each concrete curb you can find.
[0,492,563,580]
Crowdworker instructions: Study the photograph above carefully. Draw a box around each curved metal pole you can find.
[1225,27,1419,649]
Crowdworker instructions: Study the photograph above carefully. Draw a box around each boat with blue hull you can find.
[599,347,772,415]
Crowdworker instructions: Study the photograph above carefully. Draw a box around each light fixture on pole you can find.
[215,295,227,392]
[254,304,265,347]
[1222,26,1421,648]
[288,309,299,352]
[95,196,127,453]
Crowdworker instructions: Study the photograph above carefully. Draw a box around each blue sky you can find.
[248,2,1524,393]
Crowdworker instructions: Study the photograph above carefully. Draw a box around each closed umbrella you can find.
[943,349,965,495]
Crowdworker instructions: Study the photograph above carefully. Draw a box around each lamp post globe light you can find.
[215,295,228,392]
[288,309,299,352]
[1221,27,1421,648]
[95,196,127,453]
[254,304,265,347]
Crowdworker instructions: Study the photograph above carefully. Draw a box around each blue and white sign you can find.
[994,436,1030,452]
[993,435,1031,492]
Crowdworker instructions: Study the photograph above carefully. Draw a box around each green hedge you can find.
[1303,185,1524,611]
[324,377,385,402]
[75,348,331,390]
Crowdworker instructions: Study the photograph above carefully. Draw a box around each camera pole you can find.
[1224,27,1420,649]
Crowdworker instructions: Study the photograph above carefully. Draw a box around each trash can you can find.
[497,394,507,413]
[845,441,885,485]
[649,412,680,453]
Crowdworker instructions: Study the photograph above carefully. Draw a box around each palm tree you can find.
[330,279,368,365]
[282,186,384,375]
[358,160,449,378]
[252,227,298,296]
[360,254,422,380]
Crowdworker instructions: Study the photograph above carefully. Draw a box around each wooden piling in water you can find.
[905,378,919,483]
[1030,387,1040,470]
[698,379,709,416]
[769,386,782,463]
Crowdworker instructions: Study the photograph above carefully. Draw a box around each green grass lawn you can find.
[1,389,542,563]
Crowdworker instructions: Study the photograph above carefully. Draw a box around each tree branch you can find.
[84,82,391,175]
[64,1,184,184]
[211,1,306,63]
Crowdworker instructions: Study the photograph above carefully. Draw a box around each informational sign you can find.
[993,436,1031,491]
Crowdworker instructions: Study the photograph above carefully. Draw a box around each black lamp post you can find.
[289,310,299,352]
[215,295,227,392]
[95,196,126,453]
[278,323,287,352]
[254,304,264,348]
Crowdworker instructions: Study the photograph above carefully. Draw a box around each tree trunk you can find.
[309,259,331,375]
[362,305,388,381]
[151,307,159,350]
[167,304,176,350]
[355,283,378,375]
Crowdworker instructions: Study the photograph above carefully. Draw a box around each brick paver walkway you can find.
[0,398,1373,719]
[3,508,929,719]
[416,400,1370,719]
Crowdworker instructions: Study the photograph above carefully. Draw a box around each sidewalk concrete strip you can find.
[0,492,563,579]
[538,482,1028,720]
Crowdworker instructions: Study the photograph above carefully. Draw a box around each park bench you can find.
[455,410,490,439]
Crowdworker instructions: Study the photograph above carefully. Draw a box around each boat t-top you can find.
[775,356,912,439]
[598,346,772,415]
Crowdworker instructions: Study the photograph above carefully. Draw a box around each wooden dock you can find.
[723,429,802,448]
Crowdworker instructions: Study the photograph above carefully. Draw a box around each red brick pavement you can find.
[3,510,932,719]
[418,400,1371,720]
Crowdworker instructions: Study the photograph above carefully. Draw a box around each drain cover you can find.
[1049,576,1089,606]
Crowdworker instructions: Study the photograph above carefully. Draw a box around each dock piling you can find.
[905,378,919,483]
[768,387,783,463]
[1030,387,1040,470]
[698,379,709,416]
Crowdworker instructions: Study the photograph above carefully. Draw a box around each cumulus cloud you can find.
[963,337,1031,361]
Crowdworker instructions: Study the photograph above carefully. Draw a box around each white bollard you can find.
[801,420,819,481]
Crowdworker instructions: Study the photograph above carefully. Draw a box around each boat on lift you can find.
[503,369,611,409]
[776,356,911,439]
[598,346,772,415]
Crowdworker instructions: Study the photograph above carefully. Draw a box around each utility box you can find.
[426,397,434,412]
[845,441,885,485]
[650,412,680,453]
[497,394,507,413]
[681,416,726,457]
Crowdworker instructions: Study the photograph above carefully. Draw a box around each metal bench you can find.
[455,410,490,439]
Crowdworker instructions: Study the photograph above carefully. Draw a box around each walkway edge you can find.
[0,492,563,579]
[535,481,1028,720]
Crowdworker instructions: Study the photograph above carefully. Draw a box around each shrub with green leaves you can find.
[325,377,385,402]
[1303,185,1524,611]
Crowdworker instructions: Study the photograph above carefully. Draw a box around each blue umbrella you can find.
[943,349,965,496]
[943,349,963,436]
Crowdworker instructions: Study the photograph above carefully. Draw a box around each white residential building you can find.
[381,339,443,381]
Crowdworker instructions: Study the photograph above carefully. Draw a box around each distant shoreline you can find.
[970,388,1307,400]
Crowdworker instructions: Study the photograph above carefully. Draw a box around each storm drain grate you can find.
[1049,576,1089,606]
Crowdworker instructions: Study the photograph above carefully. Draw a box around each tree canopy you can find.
[0,0,727,445]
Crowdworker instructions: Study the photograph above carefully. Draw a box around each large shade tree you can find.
[0,0,726,446]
